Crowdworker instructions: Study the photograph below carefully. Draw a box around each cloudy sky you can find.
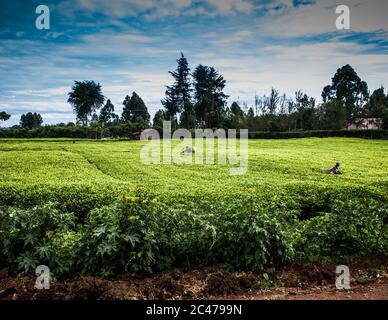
[0,0,387,125]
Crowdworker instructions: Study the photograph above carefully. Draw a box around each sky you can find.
[0,0,387,126]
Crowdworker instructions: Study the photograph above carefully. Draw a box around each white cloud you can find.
[204,0,253,14]
[8,87,69,98]
[63,0,287,19]
[262,0,388,37]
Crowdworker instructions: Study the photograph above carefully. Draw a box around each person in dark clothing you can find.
[322,162,342,174]
[329,162,342,175]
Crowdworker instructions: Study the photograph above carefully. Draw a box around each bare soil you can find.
[0,255,386,300]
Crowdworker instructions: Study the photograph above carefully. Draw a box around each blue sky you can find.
[0,0,387,125]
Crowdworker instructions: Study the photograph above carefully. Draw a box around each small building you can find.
[347,118,382,130]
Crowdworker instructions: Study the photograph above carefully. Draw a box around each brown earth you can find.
[0,255,386,300]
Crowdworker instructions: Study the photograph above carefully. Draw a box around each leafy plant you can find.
[0,203,75,275]
[294,200,388,260]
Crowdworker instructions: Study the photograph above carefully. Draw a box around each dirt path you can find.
[1,255,387,300]
[224,281,388,300]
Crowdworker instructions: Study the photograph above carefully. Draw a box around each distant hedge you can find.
[247,130,388,140]
[0,124,135,139]
[1,126,387,140]
[0,126,92,139]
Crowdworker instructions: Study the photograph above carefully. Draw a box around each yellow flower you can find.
[247,188,257,194]
[141,199,148,205]
[125,196,137,202]
[150,198,158,205]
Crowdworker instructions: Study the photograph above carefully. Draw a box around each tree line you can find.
[153,56,388,132]
[1,54,388,135]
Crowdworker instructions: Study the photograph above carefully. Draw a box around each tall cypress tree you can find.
[162,53,194,127]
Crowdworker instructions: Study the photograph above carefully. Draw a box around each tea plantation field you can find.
[0,138,387,277]
[1,138,387,209]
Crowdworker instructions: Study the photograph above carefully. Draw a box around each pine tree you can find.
[153,109,167,133]
[122,92,150,124]
[193,65,228,128]
[99,99,117,124]
[162,53,194,127]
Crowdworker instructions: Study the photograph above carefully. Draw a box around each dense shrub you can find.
[1,192,386,278]
[0,126,93,139]
[294,200,388,260]
[82,188,163,277]
[80,190,294,275]
[0,190,292,277]
[0,203,76,274]
[213,201,293,271]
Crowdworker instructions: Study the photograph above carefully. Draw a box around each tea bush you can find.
[294,200,388,260]
[0,138,387,277]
